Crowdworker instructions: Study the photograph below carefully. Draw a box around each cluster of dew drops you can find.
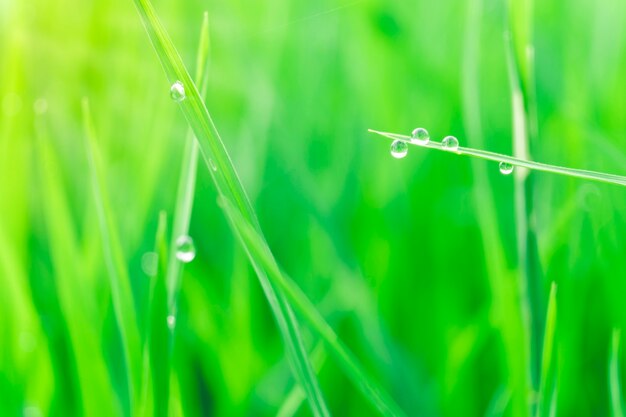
[390,127,515,175]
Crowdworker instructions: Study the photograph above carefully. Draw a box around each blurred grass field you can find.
[1,0,626,415]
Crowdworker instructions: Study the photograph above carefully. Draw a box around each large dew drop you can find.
[411,127,430,145]
[441,136,459,151]
[170,81,186,102]
[141,252,159,277]
[390,140,409,159]
[167,315,176,330]
[499,162,514,175]
[175,235,196,263]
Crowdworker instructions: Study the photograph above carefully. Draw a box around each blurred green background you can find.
[1,0,626,415]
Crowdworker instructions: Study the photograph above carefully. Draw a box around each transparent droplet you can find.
[170,81,186,102]
[141,252,159,277]
[167,315,176,329]
[441,136,459,151]
[411,127,430,145]
[23,405,42,417]
[499,162,514,175]
[33,98,48,115]
[175,235,196,263]
[209,158,218,172]
[390,140,408,159]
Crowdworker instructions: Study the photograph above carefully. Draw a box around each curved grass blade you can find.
[165,11,210,314]
[219,196,408,417]
[129,3,329,415]
[369,130,626,187]
[35,119,117,416]
[83,99,142,415]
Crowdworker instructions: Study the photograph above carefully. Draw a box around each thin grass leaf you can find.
[277,343,328,417]
[462,3,532,415]
[83,99,142,415]
[219,196,408,417]
[35,119,116,416]
[369,130,626,187]
[610,329,625,417]
[165,12,210,313]
[536,282,557,417]
[129,3,329,415]
[148,211,170,417]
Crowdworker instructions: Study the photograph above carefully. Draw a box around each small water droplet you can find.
[411,127,430,145]
[33,98,48,115]
[141,252,159,277]
[209,158,218,172]
[175,235,196,263]
[23,405,42,417]
[390,140,408,159]
[499,162,514,175]
[170,81,186,102]
[441,136,459,151]
[167,315,176,329]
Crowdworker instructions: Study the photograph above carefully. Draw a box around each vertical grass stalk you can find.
[83,100,142,415]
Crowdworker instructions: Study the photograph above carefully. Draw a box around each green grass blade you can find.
[219,196,408,417]
[129,3,329,415]
[149,211,170,417]
[165,11,210,313]
[35,120,117,416]
[461,2,531,415]
[83,99,142,414]
[369,130,626,187]
[610,329,625,417]
[537,282,557,417]
[277,343,328,417]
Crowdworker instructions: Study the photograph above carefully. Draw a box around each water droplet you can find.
[141,252,159,277]
[499,162,514,175]
[23,406,42,417]
[209,158,218,172]
[411,127,430,145]
[33,98,48,115]
[390,140,408,159]
[167,315,176,329]
[175,235,196,263]
[170,81,186,102]
[441,136,459,151]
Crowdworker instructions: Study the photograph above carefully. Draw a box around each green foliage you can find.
[1,0,626,416]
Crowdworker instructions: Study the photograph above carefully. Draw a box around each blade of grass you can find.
[506,0,543,394]
[129,3,329,415]
[83,99,142,415]
[219,196,408,417]
[536,282,557,417]
[148,211,170,417]
[462,1,531,415]
[368,130,626,188]
[165,11,210,314]
[609,329,625,417]
[277,343,328,417]
[35,118,118,416]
